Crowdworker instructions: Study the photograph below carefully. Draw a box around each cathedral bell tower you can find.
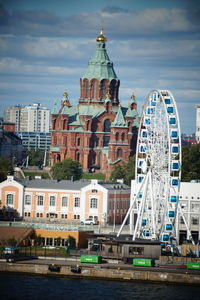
[79,29,120,105]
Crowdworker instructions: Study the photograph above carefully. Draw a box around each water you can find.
[0,273,200,300]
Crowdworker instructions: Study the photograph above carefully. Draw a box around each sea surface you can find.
[0,273,200,300]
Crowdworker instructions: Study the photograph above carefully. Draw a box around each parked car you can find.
[80,218,99,225]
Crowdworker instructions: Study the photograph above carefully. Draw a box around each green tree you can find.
[110,155,135,186]
[0,158,13,182]
[181,143,200,181]
[51,158,82,181]
[27,149,48,167]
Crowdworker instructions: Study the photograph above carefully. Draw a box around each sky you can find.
[0,0,200,134]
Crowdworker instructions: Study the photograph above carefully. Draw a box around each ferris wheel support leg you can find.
[117,196,137,237]
[175,210,180,245]
[132,172,150,240]
[178,202,195,245]
[149,172,156,239]
[117,172,149,238]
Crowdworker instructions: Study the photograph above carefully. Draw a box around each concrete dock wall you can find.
[0,262,200,285]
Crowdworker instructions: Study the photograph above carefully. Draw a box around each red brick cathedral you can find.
[50,30,139,178]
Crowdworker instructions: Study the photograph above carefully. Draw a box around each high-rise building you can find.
[49,30,139,178]
[20,103,50,133]
[5,103,50,133]
[4,105,22,132]
[4,103,51,150]
[195,104,200,143]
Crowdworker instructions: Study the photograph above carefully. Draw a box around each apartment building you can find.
[4,103,50,133]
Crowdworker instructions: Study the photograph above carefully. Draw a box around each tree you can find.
[51,158,82,181]
[110,155,135,186]
[181,143,200,181]
[0,158,13,182]
[27,149,49,167]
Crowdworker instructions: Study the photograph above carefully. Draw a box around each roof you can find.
[88,233,161,245]
[83,36,117,80]
[0,227,34,246]
[15,178,130,192]
[99,181,130,191]
[16,178,90,190]
[111,106,128,128]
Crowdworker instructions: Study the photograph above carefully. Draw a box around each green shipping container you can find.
[187,262,200,270]
[133,258,154,267]
[80,255,102,264]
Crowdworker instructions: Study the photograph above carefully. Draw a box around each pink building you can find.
[0,176,130,225]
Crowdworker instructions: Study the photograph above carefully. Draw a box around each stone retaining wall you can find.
[0,262,200,285]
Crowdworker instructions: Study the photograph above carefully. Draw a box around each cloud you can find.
[0,57,84,76]
[0,4,200,39]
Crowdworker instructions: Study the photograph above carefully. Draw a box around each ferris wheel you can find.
[117,89,193,245]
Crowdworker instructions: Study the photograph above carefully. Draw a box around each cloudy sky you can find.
[0,0,200,134]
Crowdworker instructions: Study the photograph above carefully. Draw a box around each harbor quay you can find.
[0,257,200,286]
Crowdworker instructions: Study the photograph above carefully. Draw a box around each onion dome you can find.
[96,29,107,43]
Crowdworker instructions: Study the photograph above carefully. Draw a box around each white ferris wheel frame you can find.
[117,89,194,245]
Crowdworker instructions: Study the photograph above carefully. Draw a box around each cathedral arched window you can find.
[109,79,116,100]
[93,81,97,99]
[117,148,122,158]
[104,119,111,132]
[116,132,119,141]
[100,79,107,100]
[84,79,89,99]
[121,133,125,141]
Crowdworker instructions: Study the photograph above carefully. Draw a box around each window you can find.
[36,213,39,217]
[84,80,89,99]
[74,197,80,207]
[121,133,125,141]
[117,148,122,158]
[61,214,67,219]
[92,189,97,193]
[62,197,68,207]
[77,138,81,146]
[180,217,184,224]
[50,196,55,206]
[104,119,111,132]
[100,80,107,100]
[74,214,80,219]
[37,195,44,206]
[191,203,200,212]
[25,195,31,205]
[116,132,119,141]
[6,194,14,205]
[90,198,98,208]
[128,247,144,255]
[192,217,199,225]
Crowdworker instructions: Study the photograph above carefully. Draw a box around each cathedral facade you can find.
[49,30,139,178]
